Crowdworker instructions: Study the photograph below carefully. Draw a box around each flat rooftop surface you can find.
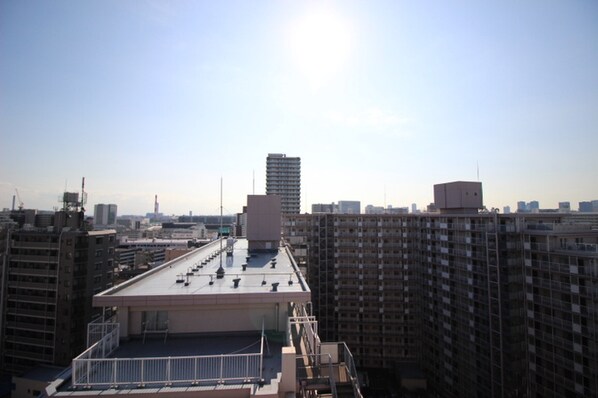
[61,333,284,393]
[95,239,309,305]
[114,333,283,360]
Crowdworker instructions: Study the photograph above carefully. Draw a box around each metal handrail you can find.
[72,352,262,388]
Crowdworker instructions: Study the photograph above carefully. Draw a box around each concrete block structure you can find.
[246,195,281,252]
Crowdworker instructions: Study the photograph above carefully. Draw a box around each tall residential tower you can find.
[266,153,301,214]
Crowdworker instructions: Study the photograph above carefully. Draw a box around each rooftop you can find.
[95,238,310,307]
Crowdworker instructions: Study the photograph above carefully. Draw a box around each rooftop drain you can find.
[176,274,184,283]
[262,275,267,286]
[233,278,241,288]
[271,282,279,292]
[288,275,294,286]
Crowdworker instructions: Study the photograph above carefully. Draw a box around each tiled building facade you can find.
[283,212,598,397]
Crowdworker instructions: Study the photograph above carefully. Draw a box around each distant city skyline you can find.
[2,1,597,215]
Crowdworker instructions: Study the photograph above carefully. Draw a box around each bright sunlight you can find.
[288,8,352,89]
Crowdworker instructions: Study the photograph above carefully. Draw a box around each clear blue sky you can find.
[1,0,597,215]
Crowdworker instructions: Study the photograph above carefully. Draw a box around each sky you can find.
[1,0,597,216]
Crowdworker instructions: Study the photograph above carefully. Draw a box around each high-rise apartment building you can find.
[0,210,116,375]
[524,224,598,397]
[266,153,301,214]
[283,181,598,398]
[93,204,117,225]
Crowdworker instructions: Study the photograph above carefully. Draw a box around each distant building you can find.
[94,204,117,225]
[579,201,593,212]
[503,205,511,214]
[528,200,539,212]
[337,201,361,214]
[558,201,571,212]
[385,206,409,214]
[266,153,301,214]
[311,203,336,214]
[517,201,528,212]
[365,205,385,214]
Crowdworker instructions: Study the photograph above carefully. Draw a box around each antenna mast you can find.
[216,177,225,278]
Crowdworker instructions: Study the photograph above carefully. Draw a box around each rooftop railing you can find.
[72,353,262,388]
[72,322,265,389]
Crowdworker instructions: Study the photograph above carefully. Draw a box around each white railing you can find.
[87,321,119,347]
[73,321,265,388]
[72,353,262,388]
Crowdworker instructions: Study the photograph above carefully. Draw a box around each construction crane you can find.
[14,188,24,210]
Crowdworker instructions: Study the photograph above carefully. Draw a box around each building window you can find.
[142,311,168,331]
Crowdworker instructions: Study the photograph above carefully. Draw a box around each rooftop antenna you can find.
[477,161,480,181]
[216,176,225,279]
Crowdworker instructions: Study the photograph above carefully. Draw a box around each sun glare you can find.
[289,8,351,89]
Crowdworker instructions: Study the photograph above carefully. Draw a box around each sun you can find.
[288,8,352,89]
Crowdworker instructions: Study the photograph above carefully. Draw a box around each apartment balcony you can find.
[11,240,59,249]
[7,267,58,276]
[6,307,56,319]
[5,334,54,348]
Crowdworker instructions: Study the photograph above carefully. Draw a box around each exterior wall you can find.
[12,376,49,398]
[247,195,281,251]
[434,181,483,211]
[124,303,289,338]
